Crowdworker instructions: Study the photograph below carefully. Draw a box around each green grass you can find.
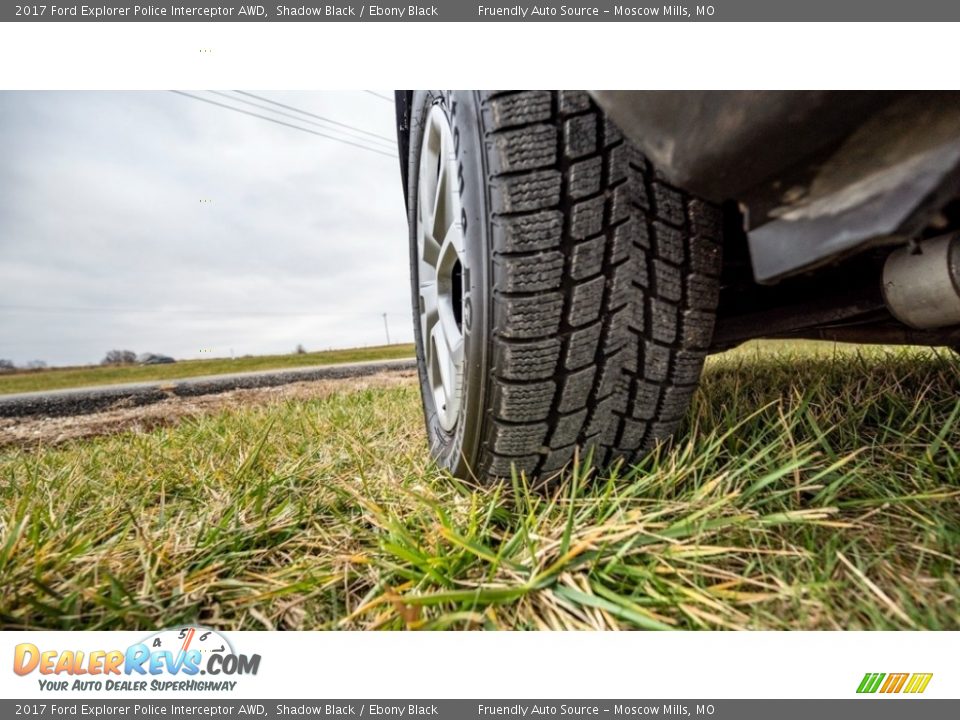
[0,341,958,630]
[0,344,415,395]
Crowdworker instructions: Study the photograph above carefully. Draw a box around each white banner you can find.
[1,631,955,699]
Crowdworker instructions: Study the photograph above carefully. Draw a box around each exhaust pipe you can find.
[882,234,960,329]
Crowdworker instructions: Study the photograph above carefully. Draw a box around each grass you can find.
[0,340,958,630]
[0,344,415,395]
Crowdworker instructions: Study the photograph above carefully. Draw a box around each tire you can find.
[406,91,723,483]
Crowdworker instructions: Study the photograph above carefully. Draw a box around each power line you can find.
[364,90,395,103]
[216,91,396,149]
[170,91,395,158]
[234,90,396,143]
[209,91,395,150]
[172,91,394,158]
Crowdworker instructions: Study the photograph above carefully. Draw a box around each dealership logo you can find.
[13,627,260,693]
[857,672,933,694]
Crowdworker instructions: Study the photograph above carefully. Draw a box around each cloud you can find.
[0,91,411,366]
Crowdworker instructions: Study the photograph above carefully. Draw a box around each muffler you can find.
[882,234,960,329]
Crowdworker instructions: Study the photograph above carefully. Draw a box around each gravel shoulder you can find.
[0,369,417,448]
[0,358,416,419]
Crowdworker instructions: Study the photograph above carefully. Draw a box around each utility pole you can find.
[382,313,391,345]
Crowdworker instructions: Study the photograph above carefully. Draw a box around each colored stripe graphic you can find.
[881,673,909,693]
[857,673,885,693]
[904,673,934,694]
[857,672,932,694]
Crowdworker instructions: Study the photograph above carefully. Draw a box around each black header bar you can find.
[5,0,960,22]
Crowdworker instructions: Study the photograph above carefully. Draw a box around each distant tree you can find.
[295,344,307,355]
[0,359,15,373]
[26,360,47,370]
[102,349,137,366]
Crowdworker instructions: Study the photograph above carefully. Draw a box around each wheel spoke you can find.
[431,151,447,240]
[418,184,441,268]
[419,280,438,346]
[431,134,458,247]
[430,323,453,405]
[419,223,441,268]
[445,327,464,376]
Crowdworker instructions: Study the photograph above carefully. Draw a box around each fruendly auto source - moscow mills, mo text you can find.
[476,5,713,17]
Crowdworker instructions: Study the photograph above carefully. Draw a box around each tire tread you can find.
[469,91,722,480]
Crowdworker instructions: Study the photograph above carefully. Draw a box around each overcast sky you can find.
[0,91,411,367]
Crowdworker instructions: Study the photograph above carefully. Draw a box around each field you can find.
[0,344,415,395]
[0,341,958,630]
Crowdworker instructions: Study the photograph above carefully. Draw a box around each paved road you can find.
[0,358,417,418]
